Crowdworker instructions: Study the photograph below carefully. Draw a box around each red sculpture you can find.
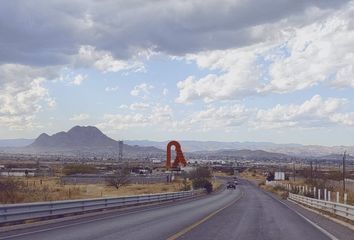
[166,140,187,168]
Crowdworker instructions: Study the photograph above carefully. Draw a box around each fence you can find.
[0,190,202,225]
[60,174,168,184]
[267,181,354,221]
[288,193,354,221]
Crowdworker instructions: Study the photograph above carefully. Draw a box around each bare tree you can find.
[106,166,130,189]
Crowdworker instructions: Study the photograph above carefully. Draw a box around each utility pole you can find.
[343,151,346,193]
[293,162,295,182]
[310,161,313,182]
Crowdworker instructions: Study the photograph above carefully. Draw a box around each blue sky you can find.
[1,0,354,146]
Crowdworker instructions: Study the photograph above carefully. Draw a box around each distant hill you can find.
[125,140,353,157]
[188,149,291,161]
[1,133,353,159]
[30,126,117,149]
[0,139,34,147]
[28,126,163,155]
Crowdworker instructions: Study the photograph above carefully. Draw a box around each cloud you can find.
[69,113,90,121]
[97,104,172,130]
[254,95,349,129]
[75,45,145,73]
[162,88,169,96]
[190,104,251,131]
[329,113,354,126]
[176,3,354,103]
[130,83,154,97]
[71,74,87,86]
[0,64,56,129]
[105,86,119,92]
[97,94,354,134]
[176,46,264,103]
[119,104,128,109]
[0,0,348,67]
[129,102,150,110]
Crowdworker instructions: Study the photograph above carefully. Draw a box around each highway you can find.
[0,180,351,240]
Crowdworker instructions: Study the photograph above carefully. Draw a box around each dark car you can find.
[227,182,236,189]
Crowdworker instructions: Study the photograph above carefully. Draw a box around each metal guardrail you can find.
[288,193,354,221]
[0,190,203,224]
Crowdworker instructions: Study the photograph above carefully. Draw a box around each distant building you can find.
[274,172,285,180]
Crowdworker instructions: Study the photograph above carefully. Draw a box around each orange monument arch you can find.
[166,140,187,168]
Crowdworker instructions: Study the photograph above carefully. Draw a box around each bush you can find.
[0,177,25,203]
[189,167,211,180]
[106,166,130,189]
[192,178,213,193]
[63,164,98,175]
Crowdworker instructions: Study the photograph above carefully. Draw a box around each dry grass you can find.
[213,172,231,177]
[0,177,189,204]
[240,170,265,185]
[260,184,288,199]
[211,179,222,190]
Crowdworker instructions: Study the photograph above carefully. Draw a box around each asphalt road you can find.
[0,180,345,240]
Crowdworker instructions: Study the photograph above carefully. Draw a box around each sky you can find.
[1,0,354,146]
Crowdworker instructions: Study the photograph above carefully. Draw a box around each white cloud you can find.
[129,102,150,110]
[119,104,128,109]
[105,86,119,92]
[255,95,348,129]
[69,113,90,121]
[0,64,55,130]
[176,4,354,103]
[162,88,169,96]
[190,104,251,131]
[332,65,354,88]
[97,104,172,130]
[97,94,354,135]
[130,83,154,97]
[329,113,354,126]
[76,45,145,73]
[71,74,87,86]
[46,98,56,108]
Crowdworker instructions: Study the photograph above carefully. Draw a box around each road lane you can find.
[178,180,333,240]
[0,187,241,240]
[1,179,347,240]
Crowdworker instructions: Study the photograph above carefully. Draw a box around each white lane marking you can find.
[262,189,339,240]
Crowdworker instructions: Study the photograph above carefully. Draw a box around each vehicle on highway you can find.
[227,182,236,189]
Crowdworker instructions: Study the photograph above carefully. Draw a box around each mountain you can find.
[0,139,34,147]
[187,149,291,161]
[30,126,117,149]
[28,126,163,155]
[2,133,352,158]
[125,140,353,157]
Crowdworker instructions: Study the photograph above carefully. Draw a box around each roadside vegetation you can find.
[0,176,189,204]
[62,164,99,175]
[188,167,213,193]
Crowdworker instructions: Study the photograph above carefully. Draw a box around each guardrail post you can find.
[344,193,348,205]
[318,189,321,200]
[314,187,316,198]
[336,192,340,203]
[324,189,327,201]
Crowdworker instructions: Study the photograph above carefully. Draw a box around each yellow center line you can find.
[167,190,245,240]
